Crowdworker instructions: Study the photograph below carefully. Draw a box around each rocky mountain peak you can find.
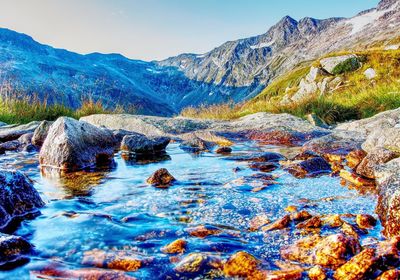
[377,0,399,10]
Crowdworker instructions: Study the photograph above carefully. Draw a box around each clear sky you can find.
[0,0,379,61]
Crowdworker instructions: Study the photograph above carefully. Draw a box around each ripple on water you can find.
[0,142,380,279]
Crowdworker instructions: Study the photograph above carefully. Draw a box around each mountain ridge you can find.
[0,0,398,115]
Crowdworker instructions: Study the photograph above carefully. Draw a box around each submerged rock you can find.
[82,249,142,272]
[285,157,332,178]
[281,234,360,268]
[161,239,187,254]
[39,117,117,171]
[0,169,44,230]
[225,152,285,162]
[174,253,222,274]
[262,215,291,231]
[0,233,33,268]
[121,133,170,154]
[215,146,232,154]
[31,120,53,147]
[223,251,263,279]
[146,168,176,187]
[187,225,222,238]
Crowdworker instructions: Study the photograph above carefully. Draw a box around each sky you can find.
[0,0,380,61]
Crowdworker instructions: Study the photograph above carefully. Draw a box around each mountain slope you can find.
[0,0,398,116]
[160,0,400,94]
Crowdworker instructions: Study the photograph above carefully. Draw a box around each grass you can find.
[181,49,400,124]
[0,90,119,124]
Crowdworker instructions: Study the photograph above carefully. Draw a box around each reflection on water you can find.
[0,142,380,279]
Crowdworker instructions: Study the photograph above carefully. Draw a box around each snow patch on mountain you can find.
[250,39,275,50]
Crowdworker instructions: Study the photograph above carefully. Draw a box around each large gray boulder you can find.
[362,127,400,153]
[32,120,53,147]
[81,114,213,137]
[0,121,40,142]
[320,54,360,75]
[356,147,399,179]
[39,117,117,171]
[375,158,400,238]
[0,169,44,230]
[120,134,170,154]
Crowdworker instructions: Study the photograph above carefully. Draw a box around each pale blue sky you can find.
[0,0,379,61]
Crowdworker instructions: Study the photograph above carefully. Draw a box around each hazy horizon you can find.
[0,0,379,61]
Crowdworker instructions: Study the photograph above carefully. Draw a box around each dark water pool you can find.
[0,142,380,279]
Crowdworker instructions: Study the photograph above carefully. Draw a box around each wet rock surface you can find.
[0,169,44,230]
[0,233,33,268]
[285,157,332,178]
[39,117,117,171]
[121,133,170,155]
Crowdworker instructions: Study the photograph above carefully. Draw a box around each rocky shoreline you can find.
[0,108,399,278]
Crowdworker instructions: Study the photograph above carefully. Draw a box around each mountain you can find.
[161,0,400,92]
[0,0,399,116]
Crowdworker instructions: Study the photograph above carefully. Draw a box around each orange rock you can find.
[291,210,313,222]
[339,170,375,188]
[308,265,327,280]
[285,205,298,213]
[333,248,377,280]
[296,216,322,229]
[376,237,400,266]
[281,234,360,268]
[174,253,221,273]
[262,215,291,231]
[377,270,400,280]
[161,239,187,254]
[146,168,176,187]
[223,251,262,278]
[341,222,360,239]
[356,214,377,229]
[82,249,142,272]
[187,225,221,238]
[346,150,367,169]
[249,214,271,231]
[322,214,344,228]
[265,269,303,280]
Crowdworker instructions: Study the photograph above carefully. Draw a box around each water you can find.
[0,142,380,279]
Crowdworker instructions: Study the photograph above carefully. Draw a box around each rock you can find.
[356,214,377,229]
[377,270,400,280]
[39,117,117,171]
[174,253,221,274]
[285,205,298,213]
[33,267,135,280]
[0,122,6,127]
[223,251,262,279]
[291,210,313,222]
[296,216,322,229]
[161,239,187,254]
[346,150,367,169]
[215,146,232,154]
[262,215,291,231]
[0,233,33,268]
[266,269,303,280]
[81,114,214,137]
[363,127,400,154]
[0,140,20,152]
[374,158,400,237]
[322,214,344,228]
[179,134,213,153]
[364,68,377,79]
[146,168,176,187]
[82,249,142,272]
[308,266,327,280]
[339,170,375,188]
[285,157,332,178]
[333,248,377,280]
[249,214,271,231]
[336,108,400,139]
[248,162,279,172]
[281,234,360,268]
[187,225,221,238]
[0,169,44,230]
[0,121,40,142]
[121,133,170,155]
[226,152,285,162]
[31,120,53,147]
[320,54,360,75]
[17,133,33,145]
[356,148,399,179]
[23,144,37,153]
[375,237,400,266]
[302,130,365,156]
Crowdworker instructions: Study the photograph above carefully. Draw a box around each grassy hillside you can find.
[181,48,400,124]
